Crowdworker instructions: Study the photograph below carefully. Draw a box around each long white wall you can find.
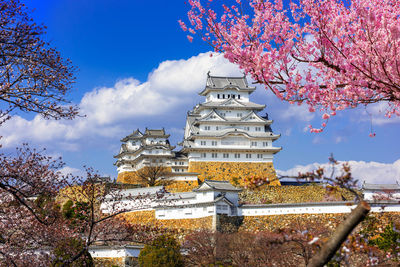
[89,246,142,258]
[154,201,400,220]
[241,202,400,216]
[188,152,274,162]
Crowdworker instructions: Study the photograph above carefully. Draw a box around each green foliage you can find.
[369,222,400,258]
[62,200,74,219]
[138,235,184,267]
[62,200,89,222]
[52,238,93,267]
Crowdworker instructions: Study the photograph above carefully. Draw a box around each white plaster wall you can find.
[199,123,268,133]
[126,141,140,150]
[89,248,126,258]
[144,137,168,145]
[240,203,400,216]
[240,204,355,216]
[196,191,215,202]
[156,205,215,219]
[117,165,134,173]
[89,247,142,258]
[370,204,400,212]
[188,152,274,162]
[206,91,250,102]
[363,191,400,201]
[165,175,197,181]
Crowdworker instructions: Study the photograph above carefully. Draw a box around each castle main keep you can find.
[115,74,281,189]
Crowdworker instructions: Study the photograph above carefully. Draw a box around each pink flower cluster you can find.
[181,0,400,132]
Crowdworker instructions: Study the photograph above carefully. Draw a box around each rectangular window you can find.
[257,154,263,159]
[234,153,240,158]
[227,94,230,98]
[244,126,250,131]
[251,141,257,147]
[232,95,235,99]
[238,95,241,99]
[223,153,229,158]
[217,94,220,99]
[211,153,218,158]
[201,153,207,158]
[223,94,225,99]
[211,141,217,146]
[246,154,252,159]
[200,141,206,146]
[216,126,219,130]
[255,127,261,131]
[204,126,211,130]
[263,142,268,147]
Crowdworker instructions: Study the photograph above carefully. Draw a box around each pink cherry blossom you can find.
[182,0,400,132]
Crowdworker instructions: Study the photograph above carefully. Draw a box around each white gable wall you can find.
[206,91,250,102]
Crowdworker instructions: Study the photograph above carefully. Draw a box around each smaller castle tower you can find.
[115,128,175,184]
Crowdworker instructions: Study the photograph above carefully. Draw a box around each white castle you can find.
[115,74,282,188]
[92,74,400,264]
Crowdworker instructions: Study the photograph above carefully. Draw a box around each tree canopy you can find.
[181,0,400,132]
[0,0,78,120]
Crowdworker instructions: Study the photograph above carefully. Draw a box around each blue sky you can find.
[2,0,399,184]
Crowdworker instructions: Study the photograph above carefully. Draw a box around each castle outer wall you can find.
[188,161,280,186]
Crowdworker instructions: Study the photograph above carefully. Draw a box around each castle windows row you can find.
[200,153,264,159]
[199,141,270,147]
[203,125,265,132]
[217,93,241,100]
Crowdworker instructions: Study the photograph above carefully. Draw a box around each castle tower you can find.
[181,74,281,186]
[115,128,175,184]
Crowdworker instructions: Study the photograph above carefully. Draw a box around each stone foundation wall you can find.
[116,167,172,185]
[240,185,356,204]
[117,171,139,184]
[188,161,280,186]
[165,181,199,192]
[93,257,125,267]
[120,210,214,232]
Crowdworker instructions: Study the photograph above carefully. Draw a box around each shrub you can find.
[138,235,184,267]
[52,237,93,266]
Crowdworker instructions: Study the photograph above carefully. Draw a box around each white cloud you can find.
[57,166,86,178]
[279,104,315,122]
[334,136,346,143]
[312,135,323,144]
[0,52,241,148]
[358,102,400,126]
[277,159,400,186]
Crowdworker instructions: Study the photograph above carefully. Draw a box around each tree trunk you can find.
[307,201,370,267]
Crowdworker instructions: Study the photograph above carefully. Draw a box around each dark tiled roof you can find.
[199,75,256,96]
[121,129,143,142]
[207,75,253,90]
[144,128,168,136]
[194,179,242,192]
[362,182,400,190]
